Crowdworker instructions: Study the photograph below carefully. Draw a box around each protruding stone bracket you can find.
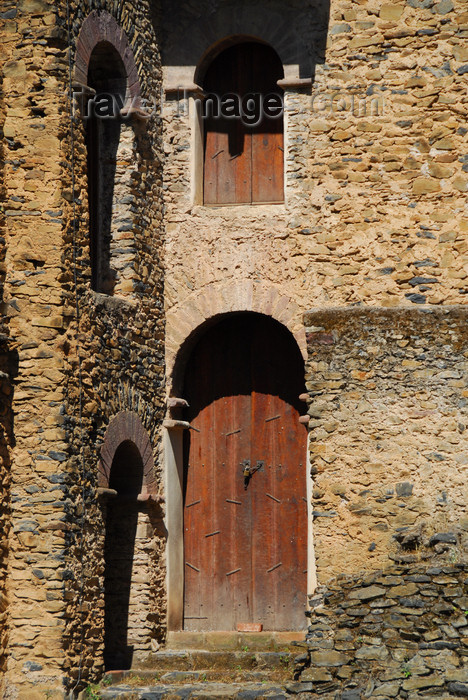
[277,77,313,89]
[98,411,157,496]
[167,397,189,411]
[163,419,192,430]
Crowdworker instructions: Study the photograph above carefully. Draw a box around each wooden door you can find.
[183,315,307,631]
[203,42,284,205]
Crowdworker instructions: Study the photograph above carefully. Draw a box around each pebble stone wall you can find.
[295,556,468,699]
[1,0,165,697]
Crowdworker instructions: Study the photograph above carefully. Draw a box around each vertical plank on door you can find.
[250,43,284,204]
[203,45,252,205]
[250,318,307,630]
[184,315,307,631]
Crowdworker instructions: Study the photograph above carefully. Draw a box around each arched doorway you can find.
[103,440,143,670]
[182,313,307,631]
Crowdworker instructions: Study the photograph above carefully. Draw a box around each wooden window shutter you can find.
[203,42,284,205]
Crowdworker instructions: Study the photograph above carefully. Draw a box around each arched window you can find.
[86,42,127,294]
[104,440,144,670]
[202,41,284,206]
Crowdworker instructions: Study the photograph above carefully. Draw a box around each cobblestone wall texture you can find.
[295,559,468,699]
[0,0,165,697]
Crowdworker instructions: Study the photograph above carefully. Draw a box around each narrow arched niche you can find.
[74,11,143,297]
[103,440,144,670]
[86,41,127,294]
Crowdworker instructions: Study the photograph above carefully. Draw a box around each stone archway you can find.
[99,412,161,667]
[74,10,142,112]
[164,290,314,632]
[166,281,307,393]
[99,411,157,497]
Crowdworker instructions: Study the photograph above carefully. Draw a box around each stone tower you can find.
[0,0,467,696]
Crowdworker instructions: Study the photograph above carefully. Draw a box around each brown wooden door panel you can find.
[250,325,307,629]
[203,42,284,205]
[184,315,306,631]
[204,127,252,205]
[250,44,284,204]
[251,131,284,204]
[204,44,252,205]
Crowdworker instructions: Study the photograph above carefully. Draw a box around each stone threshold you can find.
[165,630,305,651]
[99,681,314,699]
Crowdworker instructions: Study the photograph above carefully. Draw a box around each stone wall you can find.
[0,10,12,693]
[0,336,15,699]
[1,0,72,696]
[0,0,165,696]
[295,558,468,699]
[1,0,468,695]
[60,1,166,694]
[162,0,468,379]
[304,307,468,582]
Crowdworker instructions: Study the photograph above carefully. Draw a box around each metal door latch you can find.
[241,460,264,488]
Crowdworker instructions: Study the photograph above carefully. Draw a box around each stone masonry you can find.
[296,557,468,698]
[0,0,467,697]
[303,307,468,580]
[1,0,165,697]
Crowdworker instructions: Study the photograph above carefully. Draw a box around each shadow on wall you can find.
[158,0,330,81]
[103,440,143,671]
[86,41,127,295]
[180,313,306,417]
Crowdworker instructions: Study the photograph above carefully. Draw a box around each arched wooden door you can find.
[183,314,307,631]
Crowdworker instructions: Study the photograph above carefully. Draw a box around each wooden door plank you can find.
[251,130,284,204]
[203,44,251,205]
[184,319,252,630]
[250,317,307,630]
[250,43,284,203]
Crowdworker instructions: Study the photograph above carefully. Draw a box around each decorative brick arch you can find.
[99,411,156,495]
[166,281,307,389]
[74,10,142,109]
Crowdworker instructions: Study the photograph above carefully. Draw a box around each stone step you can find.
[165,631,305,651]
[130,650,296,673]
[99,680,316,699]
[104,667,291,685]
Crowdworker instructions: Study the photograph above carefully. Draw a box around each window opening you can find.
[202,42,284,206]
[86,42,127,293]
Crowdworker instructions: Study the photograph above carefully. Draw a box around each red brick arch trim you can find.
[166,281,307,383]
[74,10,142,109]
[98,411,156,495]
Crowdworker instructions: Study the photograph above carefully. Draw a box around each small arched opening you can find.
[86,41,127,294]
[200,39,284,206]
[103,440,144,670]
